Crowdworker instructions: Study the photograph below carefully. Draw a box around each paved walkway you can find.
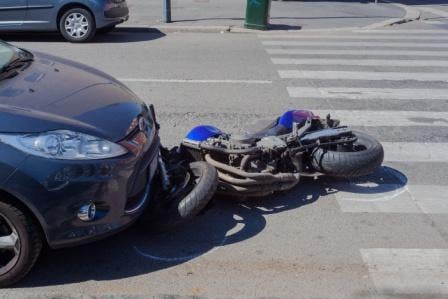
[125,0,406,30]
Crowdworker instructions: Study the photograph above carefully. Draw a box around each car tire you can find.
[310,131,384,178]
[138,161,218,232]
[59,8,96,43]
[0,200,43,287]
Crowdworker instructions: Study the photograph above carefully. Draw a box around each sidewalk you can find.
[394,0,448,29]
[124,0,408,32]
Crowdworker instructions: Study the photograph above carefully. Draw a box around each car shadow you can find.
[13,166,407,288]
[0,27,165,44]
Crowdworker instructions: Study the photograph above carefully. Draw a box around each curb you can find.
[119,24,231,34]
[362,1,421,29]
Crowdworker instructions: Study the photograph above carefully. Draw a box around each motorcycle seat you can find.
[184,110,314,144]
[231,110,314,144]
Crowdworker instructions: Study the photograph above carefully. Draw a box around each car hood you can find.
[0,51,146,142]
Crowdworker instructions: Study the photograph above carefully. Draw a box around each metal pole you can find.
[163,0,172,23]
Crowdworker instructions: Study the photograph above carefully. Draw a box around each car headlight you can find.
[0,130,128,160]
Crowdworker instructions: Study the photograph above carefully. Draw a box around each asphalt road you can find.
[2,21,448,298]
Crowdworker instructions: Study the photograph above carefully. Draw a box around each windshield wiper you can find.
[0,69,19,81]
[0,48,34,81]
[2,57,34,72]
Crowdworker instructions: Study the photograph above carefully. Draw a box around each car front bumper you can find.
[2,133,160,249]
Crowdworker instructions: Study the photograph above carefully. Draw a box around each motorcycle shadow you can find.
[17,166,406,287]
[126,166,408,267]
[320,165,408,196]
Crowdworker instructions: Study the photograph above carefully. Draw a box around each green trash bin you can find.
[244,0,271,31]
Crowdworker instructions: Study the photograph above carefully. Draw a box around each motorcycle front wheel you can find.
[310,131,384,178]
[138,161,218,232]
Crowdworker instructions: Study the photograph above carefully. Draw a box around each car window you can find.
[0,43,15,69]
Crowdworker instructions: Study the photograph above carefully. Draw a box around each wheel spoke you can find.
[64,12,89,39]
[0,232,17,250]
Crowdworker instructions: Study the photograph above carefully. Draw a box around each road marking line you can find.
[119,78,273,84]
[287,87,448,100]
[263,40,448,48]
[279,70,448,82]
[312,109,448,127]
[383,142,448,162]
[361,249,448,294]
[259,34,448,40]
[419,7,448,18]
[274,58,448,67]
[336,184,448,214]
[353,29,448,33]
[267,48,448,57]
[134,233,228,262]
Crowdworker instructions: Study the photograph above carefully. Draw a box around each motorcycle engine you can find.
[256,136,287,150]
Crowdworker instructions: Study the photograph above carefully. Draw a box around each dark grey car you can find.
[0,0,129,42]
[0,41,218,287]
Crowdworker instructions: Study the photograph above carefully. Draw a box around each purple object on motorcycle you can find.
[278,110,314,129]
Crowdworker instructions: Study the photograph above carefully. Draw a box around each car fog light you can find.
[78,203,96,222]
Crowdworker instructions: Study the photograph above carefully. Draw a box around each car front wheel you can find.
[0,200,42,287]
[59,8,96,43]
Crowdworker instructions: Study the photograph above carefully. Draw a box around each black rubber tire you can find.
[310,131,384,178]
[0,200,43,287]
[59,8,96,43]
[138,161,218,232]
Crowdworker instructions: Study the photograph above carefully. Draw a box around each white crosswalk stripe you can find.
[273,58,448,67]
[263,40,448,48]
[312,109,448,127]
[287,87,448,100]
[267,48,448,56]
[383,143,448,162]
[259,34,448,40]
[353,29,448,33]
[361,249,448,294]
[336,185,448,214]
[279,70,448,82]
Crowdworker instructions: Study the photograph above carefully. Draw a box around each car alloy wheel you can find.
[64,12,90,39]
[0,200,42,287]
[59,8,96,42]
[0,213,20,276]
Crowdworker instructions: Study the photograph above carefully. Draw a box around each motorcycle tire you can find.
[138,161,218,232]
[310,131,384,178]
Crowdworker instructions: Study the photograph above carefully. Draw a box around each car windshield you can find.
[0,42,15,70]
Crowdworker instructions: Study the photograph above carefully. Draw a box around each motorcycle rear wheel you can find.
[310,131,384,178]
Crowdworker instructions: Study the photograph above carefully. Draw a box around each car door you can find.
[0,0,27,27]
[25,0,55,29]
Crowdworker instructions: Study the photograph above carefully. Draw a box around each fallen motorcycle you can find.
[180,110,384,197]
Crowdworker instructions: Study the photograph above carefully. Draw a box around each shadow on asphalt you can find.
[0,27,165,44]
[12,166,407,288]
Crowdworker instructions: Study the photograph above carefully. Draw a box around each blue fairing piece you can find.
[278,110,296,129]
[185,125,222,142]
[278,110,314,129]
